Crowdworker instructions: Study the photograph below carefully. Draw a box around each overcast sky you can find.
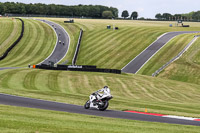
[0,0,200,18]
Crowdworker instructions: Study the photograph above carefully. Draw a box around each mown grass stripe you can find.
[83,28,130,54]
[0,19,56,67]
[96,28,151,68]
[14,20,42,66]
[81,28,133,65]
[0,69,25,89]
[23,69,42,90]
[0,19,21,56]
[0,19,36,66]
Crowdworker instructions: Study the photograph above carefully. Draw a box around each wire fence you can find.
[152,35,200,77]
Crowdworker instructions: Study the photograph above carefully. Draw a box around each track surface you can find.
[0,93,199,126]
[122,31,200,74]
[0,67,22,70]
[37,19,70,65]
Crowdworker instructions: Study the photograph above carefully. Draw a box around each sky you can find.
[0,0,200,18]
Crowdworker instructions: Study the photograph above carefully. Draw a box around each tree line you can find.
[155,11,200,21]
[0,2,118,18]
[121,10,138,19]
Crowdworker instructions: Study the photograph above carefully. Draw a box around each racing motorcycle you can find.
[84,88,113,111]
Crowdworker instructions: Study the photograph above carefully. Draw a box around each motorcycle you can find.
[84,90,113,111]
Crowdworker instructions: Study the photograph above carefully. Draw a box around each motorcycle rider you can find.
[90,86,110,104]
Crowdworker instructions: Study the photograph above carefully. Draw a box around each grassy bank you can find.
[0,18,21,56]
[138,33,197,75]
[0,105,200,133]
[0,68,200,118]
[138,33,200,85]
[0,19,56,67]
[158,37,200,85]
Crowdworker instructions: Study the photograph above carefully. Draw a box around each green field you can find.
[45,18,200,69]
[0,18,21,56]
[0,18,56,67]
[0,68,200,118]
[1,105,200,133]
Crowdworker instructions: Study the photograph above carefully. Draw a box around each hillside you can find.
[0,18,21,56]
[46,18,200,86]
[158,37,200,85]
[138,33,200,85]
[45,18,200,70]
[0,19,56,67]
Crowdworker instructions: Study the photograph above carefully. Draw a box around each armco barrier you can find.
[57,65,96,69]
[72,29,83,65]
[0,18,24,60]
[36,64,121,74]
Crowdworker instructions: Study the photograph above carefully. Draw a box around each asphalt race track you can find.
[0,67,22,70]
[122,31,200,74]
[0,93,199,126]
[37,19,70,65]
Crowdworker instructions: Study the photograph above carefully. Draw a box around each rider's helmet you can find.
[103,86,110,93]
[104,86,108,88]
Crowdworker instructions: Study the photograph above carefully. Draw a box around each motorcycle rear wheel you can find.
[84,100,90,109]
[99,101,109,111]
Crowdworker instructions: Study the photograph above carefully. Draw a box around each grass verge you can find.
[0,104,200,133]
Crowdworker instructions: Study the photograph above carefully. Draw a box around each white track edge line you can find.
[36,19,58,65]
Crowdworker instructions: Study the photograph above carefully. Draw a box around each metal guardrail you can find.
[72,29,83,65]
[152,35,200,77]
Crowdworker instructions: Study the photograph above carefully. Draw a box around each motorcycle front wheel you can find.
[99,101,109,111]
[84,100,90,109]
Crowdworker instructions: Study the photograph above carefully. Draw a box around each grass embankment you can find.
[158,37,200,85]
[0,68,200,118]
[0,19,56,67]
[0,18,21,56]
[45,19,200,69]
[1,105,200,133]
[138,34,200,85]
[138,33,197,75]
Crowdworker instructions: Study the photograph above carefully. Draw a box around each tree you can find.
[155,13,162,20]
[131,11,138,19]
[192,11,200,21]
[121,10,129,19]
[102,11,113,19]
[162,13,172,20]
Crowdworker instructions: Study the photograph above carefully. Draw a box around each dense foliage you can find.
[130,11,138,20]
[0,2,118,18]
[121,10,129,19]
[155,11,200,21]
